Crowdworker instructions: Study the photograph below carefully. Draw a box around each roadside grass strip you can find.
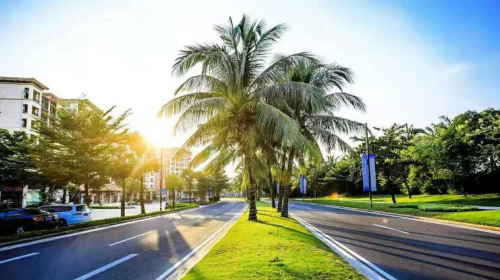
[297,199,500,228]
[183,201,364,280]
[0,203,198,244]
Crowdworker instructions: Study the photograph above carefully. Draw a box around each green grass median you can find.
[183,201,364,280]
[0,203,198,244]
[296,197,500,228]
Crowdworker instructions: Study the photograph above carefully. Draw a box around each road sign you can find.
[362,154,377,192]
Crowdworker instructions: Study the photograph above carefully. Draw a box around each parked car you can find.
[176,197,196,203]
[0,208,60,234]
[40,204,91,226]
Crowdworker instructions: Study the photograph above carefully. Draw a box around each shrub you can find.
[388,204,419,209]
[418,204,478,212]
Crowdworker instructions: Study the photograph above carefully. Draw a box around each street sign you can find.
[362,154,377,192]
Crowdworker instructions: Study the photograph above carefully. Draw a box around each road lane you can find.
[290,201,500,280]
[0,200,246,280]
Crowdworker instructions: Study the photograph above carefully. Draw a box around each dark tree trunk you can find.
[140,173,146,214]
[84,183,90,206]
[277,183,283,212]
[62,187,67,204]
[121,180,126,217]
[172,187,176,209]
[257,185,261,201]
[390,185,397,204]
[407,184,412,199]
[281,148,295,218]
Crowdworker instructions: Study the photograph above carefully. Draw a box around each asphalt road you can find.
[289,201,500,280]
[0,200,246,280]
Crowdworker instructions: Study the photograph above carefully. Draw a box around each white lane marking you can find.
[0,202,245,252]
[155,204,247,280]
[108,231,154,246]
[74,254,138,280]
[373,224,410,235]
[292,214,396,280]
[0,252,39,264]
[293,202,500,236]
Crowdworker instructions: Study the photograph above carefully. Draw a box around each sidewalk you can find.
[90,202,165,220]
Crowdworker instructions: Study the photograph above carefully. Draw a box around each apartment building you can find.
[0,76,99,207]
[0,77,50,135]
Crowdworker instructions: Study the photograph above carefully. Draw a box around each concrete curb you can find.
[0,206,200,249]
[293,201,500,234]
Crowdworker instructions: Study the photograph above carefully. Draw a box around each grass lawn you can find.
[183,201,364,280]
[296,198,500,228]
[327,193,500,206]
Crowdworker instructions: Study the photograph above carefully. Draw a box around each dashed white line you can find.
[373,224,410,235]
[74,254,138,280]
[108,231,154,246]
[0,252,39,264]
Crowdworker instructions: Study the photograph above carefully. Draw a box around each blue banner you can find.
[299,176,304,194]
[362,154,377,192]
[362,154,370,192]
[369,154,377,192]
[303,177,307,194]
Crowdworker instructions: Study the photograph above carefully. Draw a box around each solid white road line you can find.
[0,202,240,252]
[155,205,247,280]
[74,254,138,280]
[293,201,500,236]
[108,231,154,247]
[291,214,396,280]
[373,224,410,235]
[0,252,39,264]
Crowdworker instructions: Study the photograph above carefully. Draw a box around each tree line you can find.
[0,102,229,215]
[303,108,500,203]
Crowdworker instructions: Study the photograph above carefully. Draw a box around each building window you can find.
[24,88,30,99]
[21,119,28,128]
[33,90,40,103]
[22,104,28,113]
[32,106,39,116]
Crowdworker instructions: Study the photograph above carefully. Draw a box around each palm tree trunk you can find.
[277,152,287,212]
[268,170,275,208]
[247,156,257,221]
[281,148,295,218]
[140,173,146,214]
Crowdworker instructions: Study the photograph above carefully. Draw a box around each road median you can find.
[182,201,364,280]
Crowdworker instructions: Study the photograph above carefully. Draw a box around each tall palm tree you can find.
[159,15,316,220]
[275,60,366,217]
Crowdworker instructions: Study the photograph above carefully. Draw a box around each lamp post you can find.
[159,148,164,211]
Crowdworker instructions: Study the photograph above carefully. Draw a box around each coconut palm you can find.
[159,15,317,220]
[276,60,367,217]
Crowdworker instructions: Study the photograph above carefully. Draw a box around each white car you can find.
[40,204,92,226]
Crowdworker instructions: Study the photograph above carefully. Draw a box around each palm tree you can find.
[159,15,316,220]
[276,60,366,217]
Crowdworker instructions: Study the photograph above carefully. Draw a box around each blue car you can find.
[40,204,92,226]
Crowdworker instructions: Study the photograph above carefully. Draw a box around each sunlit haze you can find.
[1,0,499,150]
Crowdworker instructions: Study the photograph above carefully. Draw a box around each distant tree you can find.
[181,168,196,203]
[165,174,183,209]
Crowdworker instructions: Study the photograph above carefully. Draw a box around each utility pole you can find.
[159,148,163,211]
[365,123,373,208]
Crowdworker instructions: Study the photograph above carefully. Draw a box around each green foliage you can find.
[417,204,478,212]
[0,130,38,187]
[388,203,418,209]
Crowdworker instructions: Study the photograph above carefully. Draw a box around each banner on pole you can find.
[303,177,307,195]
[369,154,377,192]
[299,176,304,194]
[277,183,280,194]
[362,154,377,192]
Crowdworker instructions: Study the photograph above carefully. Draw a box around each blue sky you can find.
[0,0,499,150]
